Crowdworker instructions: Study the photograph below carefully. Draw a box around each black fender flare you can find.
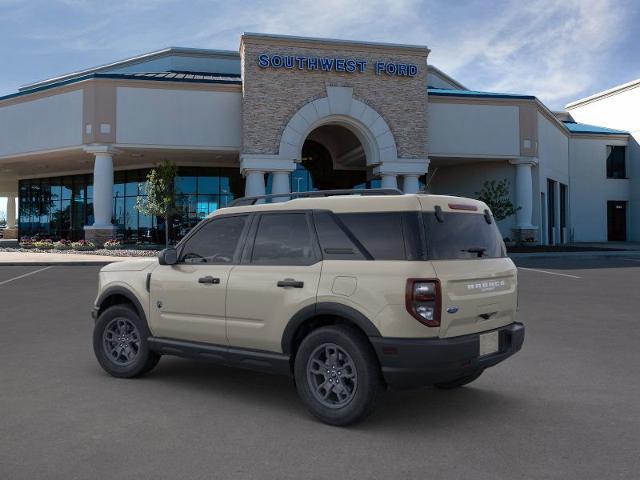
[95,286,147,325]
[281,302,381,354]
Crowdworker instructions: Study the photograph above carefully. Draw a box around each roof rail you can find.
[228,188,403,207]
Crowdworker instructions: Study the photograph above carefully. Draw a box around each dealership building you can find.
[0,33,637,245]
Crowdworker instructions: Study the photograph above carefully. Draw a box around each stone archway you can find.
[278,86,398,166]
[240,85,429,197]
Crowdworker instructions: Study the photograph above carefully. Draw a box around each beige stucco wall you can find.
[116,86,242,148]
[0,90,83,157]
[240,35,429,160]
[427,102,520,157]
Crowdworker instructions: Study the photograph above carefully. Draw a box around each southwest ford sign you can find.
[257,54,418,77]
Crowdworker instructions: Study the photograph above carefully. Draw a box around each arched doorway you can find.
[268,123,381,193]
[250,87,429,199]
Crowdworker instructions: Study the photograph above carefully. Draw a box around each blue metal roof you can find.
[123,71,241,82]
[0,71,242,102]
[562,121,628,135]
[427,87,535,100]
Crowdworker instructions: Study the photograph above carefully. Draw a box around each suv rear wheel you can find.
[294,325,383,426]
[93,304,160,378]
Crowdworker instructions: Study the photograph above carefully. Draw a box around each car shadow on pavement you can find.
[129,356,523,430]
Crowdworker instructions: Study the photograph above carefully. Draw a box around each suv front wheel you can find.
[93,304,160,378]
[294,325,383,426]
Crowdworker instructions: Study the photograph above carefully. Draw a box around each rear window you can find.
[423,212,506,260]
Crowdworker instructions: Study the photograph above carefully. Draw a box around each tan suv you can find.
[92,189,524,426]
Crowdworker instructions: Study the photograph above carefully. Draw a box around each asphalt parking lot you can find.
[1,257,639,479]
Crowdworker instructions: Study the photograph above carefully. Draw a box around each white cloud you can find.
[188,0,427,47]
[180,0,633,107]
[425,0,631,108]
[3,0,634,109]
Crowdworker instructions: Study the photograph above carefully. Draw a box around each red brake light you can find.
[405,279,441,327]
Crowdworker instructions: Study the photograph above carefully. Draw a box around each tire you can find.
[434,370,483,390]
[93,304,160,378]
[294,325,383,426]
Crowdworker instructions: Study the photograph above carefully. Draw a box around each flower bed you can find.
[32,240,54,250]
[70,240,96,251]
[7,236,162,257]
[53,239,72,250]
[103,239,122,250]
[0,246,159,257]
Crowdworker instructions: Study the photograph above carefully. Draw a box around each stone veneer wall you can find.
[240,36,429,160]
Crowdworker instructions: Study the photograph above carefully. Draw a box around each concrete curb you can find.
[509,250,640,259]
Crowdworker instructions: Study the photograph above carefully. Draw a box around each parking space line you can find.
[518,267,581,279]
[0,266,52,286]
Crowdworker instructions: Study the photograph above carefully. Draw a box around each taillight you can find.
[405,279,441,327]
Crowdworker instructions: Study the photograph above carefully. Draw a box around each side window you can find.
[606,145,626,179]
[336,212,407,260]
[180,215,247,264]
[251,213,316,265]
[313,211,366,260]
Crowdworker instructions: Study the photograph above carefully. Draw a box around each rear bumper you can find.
[370,322,525,390]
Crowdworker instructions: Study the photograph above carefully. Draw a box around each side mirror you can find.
[158,247,178,266]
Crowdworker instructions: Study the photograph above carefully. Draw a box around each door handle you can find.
[198,276,220,285]
[277,278,304,288]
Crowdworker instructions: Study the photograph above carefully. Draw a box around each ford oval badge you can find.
[446,306,459,314]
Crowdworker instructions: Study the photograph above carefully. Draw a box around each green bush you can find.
[53,240,72,250]
[33,240,54,250]
[103,239,122,250]
[70,240,96,251]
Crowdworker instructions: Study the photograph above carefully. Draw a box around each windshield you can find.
[423,212,506,260]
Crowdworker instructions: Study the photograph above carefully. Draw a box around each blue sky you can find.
[1,0,639,108]
[1,0,639,217]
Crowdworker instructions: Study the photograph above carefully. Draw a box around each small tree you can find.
[136,160,178,247]
[474,179,519,221]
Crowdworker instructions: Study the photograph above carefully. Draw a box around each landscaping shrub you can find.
[19,237,34,249]
[53,239,72,250]
[103,239,122,250]
[70,240,96,251]
[33,239,54,250]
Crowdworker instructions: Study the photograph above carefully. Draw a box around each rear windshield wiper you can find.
[461,247,487,258]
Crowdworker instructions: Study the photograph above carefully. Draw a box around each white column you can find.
[380,174,398,190]
[374,159,429,194]
[510,158,537,229]
[401,174,421,194]
[244,170,266,197]
[83,146,118,241]
[92,152,115,227]
[271,171,291,202]
[6,195,16,229]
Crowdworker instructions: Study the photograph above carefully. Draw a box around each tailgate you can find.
[431,258,517,338]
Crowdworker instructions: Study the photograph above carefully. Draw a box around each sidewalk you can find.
[509,250,640,259]
[509,242,640,259]
[0,251,139,265]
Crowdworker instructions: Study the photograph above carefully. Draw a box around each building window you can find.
[18,175,92,241]
[606,146,626,179]
[18,167,244,244]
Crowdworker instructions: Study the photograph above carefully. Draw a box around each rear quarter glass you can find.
[422,212,506,260]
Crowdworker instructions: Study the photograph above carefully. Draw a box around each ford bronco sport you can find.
[92,189,524,426]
